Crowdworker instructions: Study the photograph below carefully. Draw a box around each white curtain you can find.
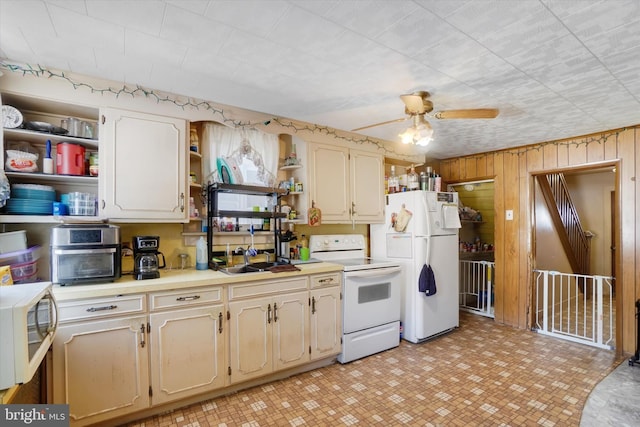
[202,122,278,187]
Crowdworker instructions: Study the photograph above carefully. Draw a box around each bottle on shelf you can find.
[263,207,270,231]
[388,165,399,194]
[407,165,419,191]
[434,174,442,192]
[300,234,308,248]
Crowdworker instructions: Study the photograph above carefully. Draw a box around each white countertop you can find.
[52,262,344,301]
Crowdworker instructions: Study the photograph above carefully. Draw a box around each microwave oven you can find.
[0,282,58,389]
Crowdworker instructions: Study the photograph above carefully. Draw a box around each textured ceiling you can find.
[1,0,640,159]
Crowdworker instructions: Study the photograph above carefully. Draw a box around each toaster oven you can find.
[50,224,121,285]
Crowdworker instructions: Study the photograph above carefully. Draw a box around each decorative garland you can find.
[440,125,629,161]
[0,61,420,160]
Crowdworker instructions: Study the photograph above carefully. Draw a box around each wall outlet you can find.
[506,210,514,220]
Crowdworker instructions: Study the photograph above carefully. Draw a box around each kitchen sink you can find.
[219,261,289,275]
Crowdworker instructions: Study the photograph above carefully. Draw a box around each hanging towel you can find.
[418,264,437,296]
[442,203,461,229]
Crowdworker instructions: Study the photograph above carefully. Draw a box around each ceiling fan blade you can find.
[434,108,499,119]
[351,117,407,132]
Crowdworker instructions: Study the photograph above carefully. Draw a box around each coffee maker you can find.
[133,236,165,280]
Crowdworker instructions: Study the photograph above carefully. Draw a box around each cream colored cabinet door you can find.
[350,149,385,223]
[52,316,150,426]
[149,305,226,406]
[307,143,350,222]
[272,290,310,370]
[307,143,384,223]
[100,108,187,221]
[228,295,273,384]
[310,286,342,360]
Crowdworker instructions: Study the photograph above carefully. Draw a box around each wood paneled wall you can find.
[439,127,638,354]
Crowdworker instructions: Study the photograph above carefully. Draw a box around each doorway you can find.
[449,180,495,318]
[531,165,617,349]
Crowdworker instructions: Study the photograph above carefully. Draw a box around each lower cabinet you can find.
[228,278,310,384]
[148,287,226,406]
[52,295,149,426]
[310,272,342,360]
[52,273,342,425]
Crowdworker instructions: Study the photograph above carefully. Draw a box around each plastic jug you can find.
[196,236,208,270]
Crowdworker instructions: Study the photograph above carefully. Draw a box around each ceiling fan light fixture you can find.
[400,115,433,146]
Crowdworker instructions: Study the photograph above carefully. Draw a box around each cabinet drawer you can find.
[149,287,223,311]
[310,272,342,289]
[229,277,308,300]
[58,294,146,323]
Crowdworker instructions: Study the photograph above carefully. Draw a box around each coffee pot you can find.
[132,236,165,280]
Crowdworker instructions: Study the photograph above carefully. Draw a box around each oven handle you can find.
[345,266,402,278]
[53,247,118,255]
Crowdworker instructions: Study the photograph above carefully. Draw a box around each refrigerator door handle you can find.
[416,235,431,266]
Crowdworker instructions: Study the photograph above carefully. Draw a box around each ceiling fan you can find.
[352,91,499,146]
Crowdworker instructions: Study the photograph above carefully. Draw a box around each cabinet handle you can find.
[267,304,272,324]
[140,324,146,348]
[273,302,278,322]
[319,277,334,284]
[351,201,356,216]
[86,305,117,312]
[180,193,185,212]
[218,312,223,334]
[176,295,201,301]
[311,296,316,314]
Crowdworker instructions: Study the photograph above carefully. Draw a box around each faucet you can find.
[235,246,258,265]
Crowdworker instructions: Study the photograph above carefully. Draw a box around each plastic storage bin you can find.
[68,192,97,216]
[0,246,40,266]
[0,230,27,254]
[10,260,38,283]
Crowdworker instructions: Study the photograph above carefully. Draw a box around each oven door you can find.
[342,266,402,334]
[51,247,120,285]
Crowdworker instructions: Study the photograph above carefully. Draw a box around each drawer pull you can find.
[176,295,201,301]
[319,277,335,283]
[86,305,118,312]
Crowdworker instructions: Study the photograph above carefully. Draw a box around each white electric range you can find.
[309,234,402,363]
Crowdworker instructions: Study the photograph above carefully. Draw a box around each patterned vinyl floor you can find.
[129,312,623,427]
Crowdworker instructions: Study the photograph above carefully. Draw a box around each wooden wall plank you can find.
[502,151,520,326]
[567,138,587,166]
[476,156,487,178]
[586,134,605,163]
[493,152,505,324]
[604,131,619,160]
[557,142,569,167]
[486,154,495,177]
[543,143,558,170]
[523,148,543,328]
[617,128,636,354]
[464,157,476,180]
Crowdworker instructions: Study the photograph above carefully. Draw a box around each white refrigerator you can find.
[371,191,461,343]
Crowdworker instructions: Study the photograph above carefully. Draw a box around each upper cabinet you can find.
[100,108,188,222]
[307,143,384,224]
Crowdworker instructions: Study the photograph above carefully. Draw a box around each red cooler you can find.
[56,143,85,176]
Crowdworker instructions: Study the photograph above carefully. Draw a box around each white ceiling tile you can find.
[3,0,640,159]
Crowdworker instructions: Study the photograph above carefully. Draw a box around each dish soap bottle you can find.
[196,236,208,270]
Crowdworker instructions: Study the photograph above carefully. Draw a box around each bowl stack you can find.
[5,183,55,215]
